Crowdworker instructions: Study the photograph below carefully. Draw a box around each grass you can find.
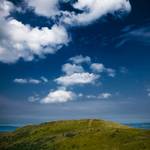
[0,119,150,150]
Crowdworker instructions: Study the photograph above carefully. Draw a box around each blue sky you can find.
[0,0,150,125]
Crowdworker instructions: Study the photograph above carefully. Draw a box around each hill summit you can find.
[0,119,150,150]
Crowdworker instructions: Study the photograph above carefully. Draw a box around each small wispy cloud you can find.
[69,55,91,64]
[62,63,84,75]
[146,88,150,97]
[116,24,150,47]
[98,93,112,99]
[119,67,128,74]
[90,63,105,73]
[14,77,48,84]
[28,94,40,102]
[90,63,116,77]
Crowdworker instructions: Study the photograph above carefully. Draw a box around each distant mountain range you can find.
[125,123,150,130]
[1,122,150,132]
[0,126,18,132]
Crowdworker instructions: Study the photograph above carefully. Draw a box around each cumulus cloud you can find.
[0,0,70,63]
[0,19,69,63]
[29,55,115,104]
[55,72,99,86]
[62,63,84,75]
[0,0,14,17]
[55,55,115,87]
[62,0,131,25]
[69,55,91,64]
[0,0,131,64]
[98,93,112,99]
[41,89,76,104]
[90,63,105,73]
[90,63,116,77]
[14,77,48,84]
[25,0,131,25]
[26,0,60,17]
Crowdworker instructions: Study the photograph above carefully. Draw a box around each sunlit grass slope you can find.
[0,119,150,150]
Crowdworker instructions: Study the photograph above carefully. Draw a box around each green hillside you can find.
[0,119,150,150]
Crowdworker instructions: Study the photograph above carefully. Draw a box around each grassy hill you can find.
[0,119,150,150]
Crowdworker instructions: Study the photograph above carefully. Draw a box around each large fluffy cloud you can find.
[0,0,131,63]
[0,19,69,63]
[41,89,76,103]
[62,0,131,25]
[0,0,69,63]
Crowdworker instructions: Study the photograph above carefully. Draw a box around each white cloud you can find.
[0,0,132,64]
[106,68,116,77]
[28,94,40,102]
[90,63,116,77]
[62,63,84,75]
[86,95,96,99]
[41,89,76,104]
[26,0,131,25]
[120,67,128,74]
[78,93,83,97]
[0,0,14,18]
[26,0,59,17]
[14,78,41,84]
[86,93,112,99]
[28,79,41,84]
[98,93,112,99]
[41,76,48,83]
[0,18,69,63]
[147,88,150,92]
[146,88,150,97]
[14,77,48,84]
[62,0,131,25]
[69,55,91,64]
[117,25,150,47]
[55,55,116,87]
[0,0,70,63]
[14,78,28,84]
[55,72,99,86]
[90,63,105,73]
